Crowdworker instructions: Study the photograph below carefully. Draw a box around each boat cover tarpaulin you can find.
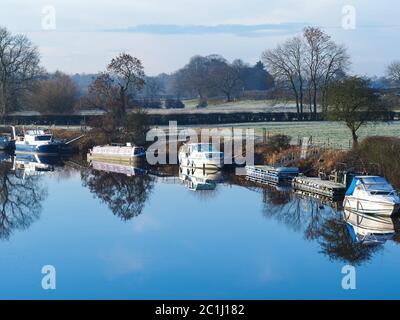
[345,177,359,196]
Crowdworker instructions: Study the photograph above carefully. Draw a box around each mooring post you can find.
[263,128,267,144]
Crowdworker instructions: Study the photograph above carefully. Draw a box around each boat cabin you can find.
[346,176,396,197]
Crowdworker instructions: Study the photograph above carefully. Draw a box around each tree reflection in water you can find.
[262,188,335,238]
[314,218,382,266]
[261,187,389,266]
[81,169,155,221]
[0,162,47,240]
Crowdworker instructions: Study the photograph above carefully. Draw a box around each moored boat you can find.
[344,176,400,216]
[178,143,224,170]
[87,143,146,164]
[15,129,65,155]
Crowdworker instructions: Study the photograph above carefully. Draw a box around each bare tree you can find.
[386,61,400,84]
[85,53,145,124]
[303,27,350,115]
[143,76,164,100]
[210,59,246,102]
[29,71,78,114]
[107,53,145,113]
[262,36,304,116]
[0,27,42,115]
[262,27,350,118]
[174,55,226,107]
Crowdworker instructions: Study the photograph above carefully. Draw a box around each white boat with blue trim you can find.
[344,176,400,216]
[15,129,65,154]
[178,143,224,170]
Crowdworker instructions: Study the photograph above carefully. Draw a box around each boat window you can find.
[198,144,217,152]
[35,135,52,141]
[364,183,393,192]
[370,191,392,195]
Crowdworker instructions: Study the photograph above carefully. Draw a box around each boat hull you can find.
[15,143,62,155]
[87,153,145,165]
[179,155,224,170]
[344,196,400,216]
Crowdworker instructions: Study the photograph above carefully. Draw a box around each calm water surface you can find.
[0,155,400,299]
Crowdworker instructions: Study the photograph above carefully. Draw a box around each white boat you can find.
[178,143,224,170]
[344,176,400,216]
[343,208,395,244]
[87,143,146,163]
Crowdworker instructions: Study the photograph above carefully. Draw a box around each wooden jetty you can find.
[246,165,299,184]
[292,176,346,199]
[293,190,344,210]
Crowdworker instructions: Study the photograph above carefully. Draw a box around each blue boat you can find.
[15,129,65,155]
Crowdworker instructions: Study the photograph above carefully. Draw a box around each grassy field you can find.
[176,121,400,150]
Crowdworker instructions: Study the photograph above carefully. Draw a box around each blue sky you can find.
[1,0,399,76]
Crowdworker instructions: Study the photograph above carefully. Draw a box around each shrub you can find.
[165,99,185,109]
[132,99,162,109]
[266,134,291,152]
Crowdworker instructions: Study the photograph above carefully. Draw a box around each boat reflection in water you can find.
[343,208,396,245]
[12,153,60,175]
[0,152,63,176]
[179,166,223,191]
[89,160,146,176]
[0,153,48,240]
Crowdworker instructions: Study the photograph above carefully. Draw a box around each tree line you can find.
[262,26,350,117]
[0,25,399,146]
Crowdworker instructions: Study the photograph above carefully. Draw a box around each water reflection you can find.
[179,166,223,191]
[262,187,337,236]
[315,216,384,266]
[1,149,400,270]
[343,209,395,244]
[260,182,400,265]
[0,156,47,240]
[83,160,154,221]
[13,153,59,174]
[90,160,146,177]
